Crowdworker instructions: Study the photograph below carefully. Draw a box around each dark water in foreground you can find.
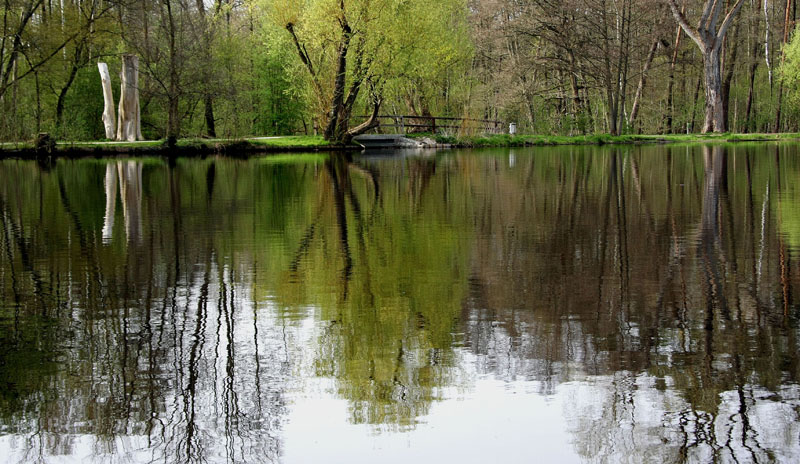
[1,144,800,463]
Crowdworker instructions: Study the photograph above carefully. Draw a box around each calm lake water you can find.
[1,144,800,463]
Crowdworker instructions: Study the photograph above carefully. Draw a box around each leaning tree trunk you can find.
[629,40,659,129]
[116,54,142,142]
[98,63,116,139]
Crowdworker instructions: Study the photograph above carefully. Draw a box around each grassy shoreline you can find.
[412,132,800,148]
[2,132,800,159]
[0,135,348,158]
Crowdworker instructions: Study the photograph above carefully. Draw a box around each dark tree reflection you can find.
[283,154,470,427]
[0,159,292,463]
[0,146,799,462]
[459,145,800,461]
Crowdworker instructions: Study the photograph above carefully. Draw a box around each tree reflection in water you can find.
[0,145,799,462]
[0,159,288,463]
[462,145,800,462]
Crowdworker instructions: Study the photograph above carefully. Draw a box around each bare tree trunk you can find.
[601,0,619,135]
[98,62,116,139]
[568,51,582,119]
[204,94,216,137]
[117,54,142,141]
[702,47,725,132]
[196,0,216,137]
[34,70,41,133]
[164,0,180,141]
[167,96,180,141]
[323,21,353,142]
[617,0,633,133]
[55,64,79,133]
[666,19,684,133]
[765,0,773,86]
[667,0,747,133]
[722,20,740,131]
[629,40,659,128]
[691,74,703,132]
[55,41,86,135]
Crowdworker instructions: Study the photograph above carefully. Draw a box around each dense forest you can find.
[2,0,800,142]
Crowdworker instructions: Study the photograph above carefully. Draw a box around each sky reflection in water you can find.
[0,144,799,463]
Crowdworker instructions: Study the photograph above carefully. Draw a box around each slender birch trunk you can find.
[765,0,773,86]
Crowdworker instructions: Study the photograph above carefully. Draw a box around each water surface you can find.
[1,144,799,463]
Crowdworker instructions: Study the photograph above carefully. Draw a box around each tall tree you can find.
[278,0,469,144]
[666,0,746,133]
[281,0,384,144]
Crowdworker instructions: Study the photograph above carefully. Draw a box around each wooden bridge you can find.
[364,115,505,135]
[353,115,505,149]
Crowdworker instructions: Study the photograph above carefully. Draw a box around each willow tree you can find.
[273,0,469,144]
[666,0,746,133]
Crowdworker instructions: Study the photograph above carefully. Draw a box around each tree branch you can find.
[714,0,746,52]
[698,0,717,31]
[708,0,725,32]
[347,96,382,137]
[666,0,705,48]
[285,23,314,76]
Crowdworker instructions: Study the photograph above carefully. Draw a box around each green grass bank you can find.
[411,132,800,147]
[3,132,800,159]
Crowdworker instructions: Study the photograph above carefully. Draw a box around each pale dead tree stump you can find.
[97,63,116,139]
[116,55,143,142]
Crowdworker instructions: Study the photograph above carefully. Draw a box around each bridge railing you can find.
[358,115,505,135]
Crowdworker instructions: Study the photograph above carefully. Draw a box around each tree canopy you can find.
[2,0,800,141]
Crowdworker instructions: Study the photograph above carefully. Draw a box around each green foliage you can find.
[264,0,472,133]
[61,68,106,140]
[251,29,309,135]
[780,30,800,108]
[3,0,800,142]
